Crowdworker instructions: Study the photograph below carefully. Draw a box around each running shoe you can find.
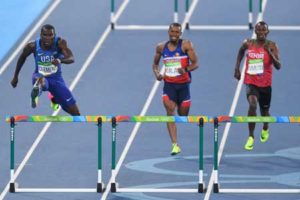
[244,136,254,151]
[48,92,59,111]
[31,86,39,108]
[171,143,181,155]
[260,129,269,143]
[50,101,60,111]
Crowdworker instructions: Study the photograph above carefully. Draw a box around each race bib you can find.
[247,59,264,75]
[164,58,181,77]
[38,61,58,76]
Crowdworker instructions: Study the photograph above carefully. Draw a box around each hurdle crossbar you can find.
[6,116,105,193]
[212,116,300,194]
[185,0,258,30]
[110,0,178,30]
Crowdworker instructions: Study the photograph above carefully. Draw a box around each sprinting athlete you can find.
[234,21,281,150]
[11,24,80,116]
[152,23,199,155]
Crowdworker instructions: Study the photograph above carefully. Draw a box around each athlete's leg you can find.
[244,85,259,150]
[31,74,48,108]
[247,94,258,138]
[259,86,272,131]
[64,104,80,116]
[258,86,272,142]
[246,85,259,138]
[163,97,177,143]
[48,78,80,116]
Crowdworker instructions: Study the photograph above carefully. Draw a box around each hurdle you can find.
[185,0,261,30]
[109,115,210,193]
[212,116,300,194]
[6,115,107,193]
[110,0,179,30]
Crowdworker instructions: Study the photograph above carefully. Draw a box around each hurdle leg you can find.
[9,117,16,193]
[111,117,118,192]
[213,117,220,193]
[174,0,178,22]
[110,0,115,29]
[198,117,205,192]
[97,117,105,192]
[185,0,190,29]
[248,0,253,29]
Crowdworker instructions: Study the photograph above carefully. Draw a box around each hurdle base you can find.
[249,23,253,30]
[198,183,205,193]
[9,183,15,193]
[111,182,118,192]
[97,183,105,193]
[185,23,190,30]
[213,183,219,193]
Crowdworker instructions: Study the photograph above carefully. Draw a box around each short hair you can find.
[41,24,55,34]
[255,21,269,30]
[169,23,182,31]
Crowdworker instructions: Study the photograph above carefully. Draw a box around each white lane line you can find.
[0,0,129,199]
[0,0,61,76]
[203,1,267,200]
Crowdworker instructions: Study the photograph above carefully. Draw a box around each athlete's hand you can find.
[156,74,164,81]
[178,67,187,75]
[11,77,18,88]
[234,68,241,80]
[52,58,61,66]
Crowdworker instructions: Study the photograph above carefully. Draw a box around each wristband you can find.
[185,68,189,73]
[57,58,61,64]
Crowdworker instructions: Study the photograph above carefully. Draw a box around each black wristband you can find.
[185,68,189,73]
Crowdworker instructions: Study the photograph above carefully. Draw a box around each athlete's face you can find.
[255,23,269,41]
[168,25,182,43]
[40,28,55,48]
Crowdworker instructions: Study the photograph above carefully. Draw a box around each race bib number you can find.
[247,59,264,75]
[38,61,58,76]
[164,58,181,77]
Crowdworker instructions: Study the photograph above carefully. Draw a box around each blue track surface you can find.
[0,0,51,62]
[0,0,299,199]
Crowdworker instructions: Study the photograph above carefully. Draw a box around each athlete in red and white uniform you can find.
[152,23,199,155]
[234,21,281,150]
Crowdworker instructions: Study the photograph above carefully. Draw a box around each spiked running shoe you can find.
[51,102,60,111]
[260,129,269,143]
[47,92,59,111]
[171,143,181,155]
[244,136,254,151]
[31,86,39,108]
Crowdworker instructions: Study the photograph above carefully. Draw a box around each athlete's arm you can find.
[53,38,74,65]
[11,42,35,88]
[234,40,248,80]
[152,43,164,81]
[265,41,281,70]
[181,40,198,73]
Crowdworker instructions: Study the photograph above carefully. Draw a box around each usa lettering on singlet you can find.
[34,37,62,77]
[37,56,58,76]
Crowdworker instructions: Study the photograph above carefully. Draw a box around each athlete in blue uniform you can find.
[11,24,80,116]
[152,23,199,155]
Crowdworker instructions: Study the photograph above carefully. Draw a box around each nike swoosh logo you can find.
[66,97,72,102]
[37,53,43,56]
